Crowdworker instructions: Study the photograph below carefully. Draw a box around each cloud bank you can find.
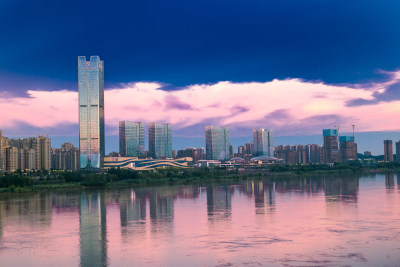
[1,72,400,137]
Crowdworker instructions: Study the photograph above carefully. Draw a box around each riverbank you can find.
[1,162,400,194]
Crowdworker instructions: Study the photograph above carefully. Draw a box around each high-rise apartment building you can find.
[323,129,340,164]
[0,134,51,171]
[275,144,323,164]
[148,122,172,159]
[52,142,80,170]
[253,128,273,157]
[339,136,357,162]
[0,130,8,171]
[78,56,105,169]
[384,140,393,162]
[5,147,18,171]
[205,126,230,161]
[119,121,145,157]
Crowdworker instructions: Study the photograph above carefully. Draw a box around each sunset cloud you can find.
[1,72,400,137]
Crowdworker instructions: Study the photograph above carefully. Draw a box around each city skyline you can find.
[0,2,400,157]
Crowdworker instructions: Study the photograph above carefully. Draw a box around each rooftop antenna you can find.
[352,124,355,142]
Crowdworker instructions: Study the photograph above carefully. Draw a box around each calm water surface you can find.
[0,173,400,266]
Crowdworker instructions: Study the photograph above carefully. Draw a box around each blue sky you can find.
[1,0,400,154]
[1,0,400,93]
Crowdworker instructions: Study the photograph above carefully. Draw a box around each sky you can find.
[1,0,400,153]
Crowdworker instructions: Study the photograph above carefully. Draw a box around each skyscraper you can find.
[148,122,172,159]
[205,126,230,161]
[395,141,400,163]
[119,121,145,157]
[253,128,273,157]
[384,140,393,162]
[323,129,340,164]
[78,56,105,169]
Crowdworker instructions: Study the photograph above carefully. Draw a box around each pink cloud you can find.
[1,74,400,136]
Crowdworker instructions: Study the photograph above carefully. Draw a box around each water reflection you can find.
[325,176,359,204]
[398,174,400,191]
[80,191,108,267]
[241,180,276,215]
[207,186,232,221]
[0,173,399,266]
[120,189,146,226]
[385,173,395,193]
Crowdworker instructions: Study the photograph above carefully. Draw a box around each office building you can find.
[245,142,253,155]
[148,122,172,159]
[78,56,105,169]
[229,145,234,159]
[384,140,393,162]
[177,148,198,162]
[396,141,400,163]
[323,129,340,164]
[119,121,145,157]
[205,126,230,161]
[253,128,273,157]
[339,136,357,162]
[238,146,245,157]
[196,147,206,160]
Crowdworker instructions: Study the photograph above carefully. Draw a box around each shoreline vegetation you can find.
[1,162,400,194]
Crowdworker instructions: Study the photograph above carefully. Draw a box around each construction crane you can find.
[333,124,356,141]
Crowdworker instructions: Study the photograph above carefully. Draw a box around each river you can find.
[0,173,399,266]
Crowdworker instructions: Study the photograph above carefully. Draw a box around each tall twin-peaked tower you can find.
[78,56,105,169]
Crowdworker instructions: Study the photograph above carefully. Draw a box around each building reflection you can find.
[0,193,52,226]
[0,207,2,239]
[253,181,265,214]
[118,189,147,240]
[240,180,276,215]
[385,173,395,193]
[149,188,175,234]
[51,193,80,212]
[80,191,108,267]
[397,174,400,192]
[274,177,325,195]
[120,189,147,227]
[324,176,359,204]
[207,186,232,220]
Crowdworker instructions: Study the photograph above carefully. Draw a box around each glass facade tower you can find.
[205,126,230,160]
[148,122,172,159]
[78,56,105,169]
[119,121,145,157]
[253,128,274,157]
